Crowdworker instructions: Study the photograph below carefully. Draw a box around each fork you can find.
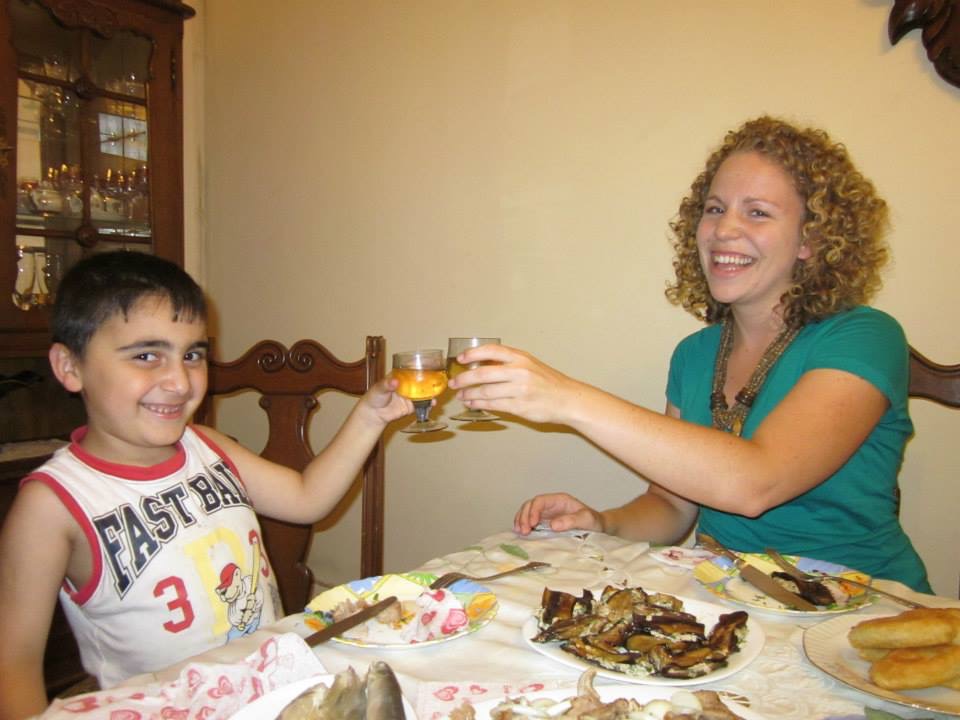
[429,560,551,589]
[764,547,927,609]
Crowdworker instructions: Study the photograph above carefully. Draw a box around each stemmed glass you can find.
[392,349,448,433]
[447,337,501,422]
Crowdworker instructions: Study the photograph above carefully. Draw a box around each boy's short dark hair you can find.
[52,250,207,356]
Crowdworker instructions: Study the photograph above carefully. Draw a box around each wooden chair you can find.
[909,346,960,408]
[905,345,960,596]
[195,336,386,615]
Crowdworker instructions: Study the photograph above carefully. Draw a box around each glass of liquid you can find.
[392,349,448,433]
[446,337,501,422]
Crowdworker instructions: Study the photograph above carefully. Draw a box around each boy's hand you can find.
[361,376,416,424]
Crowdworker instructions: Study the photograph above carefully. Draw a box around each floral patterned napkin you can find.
[416,678,577,719]
[39,633,325,720]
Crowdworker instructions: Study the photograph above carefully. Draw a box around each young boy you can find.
[0,251,414,718]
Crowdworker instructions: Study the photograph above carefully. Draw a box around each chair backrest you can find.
[909,346,960,408]
[195,336,386,614]
[906,346,960,597]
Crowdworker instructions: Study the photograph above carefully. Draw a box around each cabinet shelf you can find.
[17,212,152,239]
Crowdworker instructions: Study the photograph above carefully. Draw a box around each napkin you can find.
[39,633,326,720]
[416,678,577,720]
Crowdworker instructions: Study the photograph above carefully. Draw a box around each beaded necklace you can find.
[710,318,799,436]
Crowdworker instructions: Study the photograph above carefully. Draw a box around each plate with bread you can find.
[803,607,960,715]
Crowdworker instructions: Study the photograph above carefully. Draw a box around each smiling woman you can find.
[449,116,931,595]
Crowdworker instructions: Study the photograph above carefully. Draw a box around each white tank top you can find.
[25,426,282,687]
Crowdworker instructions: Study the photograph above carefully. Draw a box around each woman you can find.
[449,116,930,592]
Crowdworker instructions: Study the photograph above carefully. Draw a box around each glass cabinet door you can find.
[0,0,193,354]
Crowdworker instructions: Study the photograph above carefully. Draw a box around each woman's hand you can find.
[447,345,582,425]
[514,492,605,535]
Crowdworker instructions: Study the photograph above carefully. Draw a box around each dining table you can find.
[43,527,960,720]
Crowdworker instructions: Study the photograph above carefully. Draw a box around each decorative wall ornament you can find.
[889,0,960,88]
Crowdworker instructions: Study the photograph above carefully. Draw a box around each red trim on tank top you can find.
[190,425,247,492]
[67,426,186,480]
[20,472,103,605]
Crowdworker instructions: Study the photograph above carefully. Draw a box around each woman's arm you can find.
[452,345,887,515]
[601,486,699,545]
[513,403,700,544]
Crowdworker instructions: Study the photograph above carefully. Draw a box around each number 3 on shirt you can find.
[154,576,195,632]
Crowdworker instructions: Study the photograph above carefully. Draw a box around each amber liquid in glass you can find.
[393,368,448,401]
[445,357,500,422]
[447,359,497,379]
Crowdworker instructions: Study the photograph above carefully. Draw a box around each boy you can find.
[0,251,413,718]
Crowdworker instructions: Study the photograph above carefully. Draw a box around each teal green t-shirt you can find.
[666,306,930,592]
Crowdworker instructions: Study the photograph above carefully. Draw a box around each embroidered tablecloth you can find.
[105,528,958,719]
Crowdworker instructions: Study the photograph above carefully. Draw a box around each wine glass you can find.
[447,337,501,422]
[392,349,448,433]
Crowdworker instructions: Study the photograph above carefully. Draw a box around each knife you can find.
[764,547,813,584]
[764,547,927,609]
[304,595,398,647]
[698,534,819,611]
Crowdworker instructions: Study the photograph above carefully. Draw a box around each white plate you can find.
[522,594,765,686]
[304,572,498,648]
[694,552,873,616]
[649,546,718,570]
[230,674,417,720]
[467,683,767,719]
[803,613,960,716]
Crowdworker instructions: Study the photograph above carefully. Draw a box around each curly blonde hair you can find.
[665,116,889,329]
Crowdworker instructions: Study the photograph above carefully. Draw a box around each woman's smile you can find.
[709,252,756,269]
[697,151,809,311]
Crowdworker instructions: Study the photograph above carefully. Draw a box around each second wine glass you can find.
[392,349,448,433]
[447,337,500,422]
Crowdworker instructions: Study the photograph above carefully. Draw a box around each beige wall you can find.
[184,1,960,596]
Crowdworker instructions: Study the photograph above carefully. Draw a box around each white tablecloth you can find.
[119,529,959,720]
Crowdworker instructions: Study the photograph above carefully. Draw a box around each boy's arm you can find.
[197,375,412,524]
[0,481,77,719]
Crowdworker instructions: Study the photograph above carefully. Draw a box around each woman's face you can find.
[696,151,810,318]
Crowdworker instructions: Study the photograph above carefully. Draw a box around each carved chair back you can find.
[908,346,960,408]
[195,336,386,614]
[906,346,960,597]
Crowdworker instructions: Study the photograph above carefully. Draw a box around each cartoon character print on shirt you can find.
[93,460,254,599]
[215,536,265,640]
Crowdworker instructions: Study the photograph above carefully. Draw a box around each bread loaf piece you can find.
[848,609,960,650]
[869,644,960,690]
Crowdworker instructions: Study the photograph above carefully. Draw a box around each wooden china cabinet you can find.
[1,0,194,355]
[0,0,194,698]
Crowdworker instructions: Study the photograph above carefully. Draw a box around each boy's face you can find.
[52,295,209,466]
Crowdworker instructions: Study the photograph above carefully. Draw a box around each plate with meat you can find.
[694,552,873,615]
[522,585,764,686]
[448,669,764,719]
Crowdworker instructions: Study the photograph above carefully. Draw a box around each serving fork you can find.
[764,547,927,609]
[429,560,550,589]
